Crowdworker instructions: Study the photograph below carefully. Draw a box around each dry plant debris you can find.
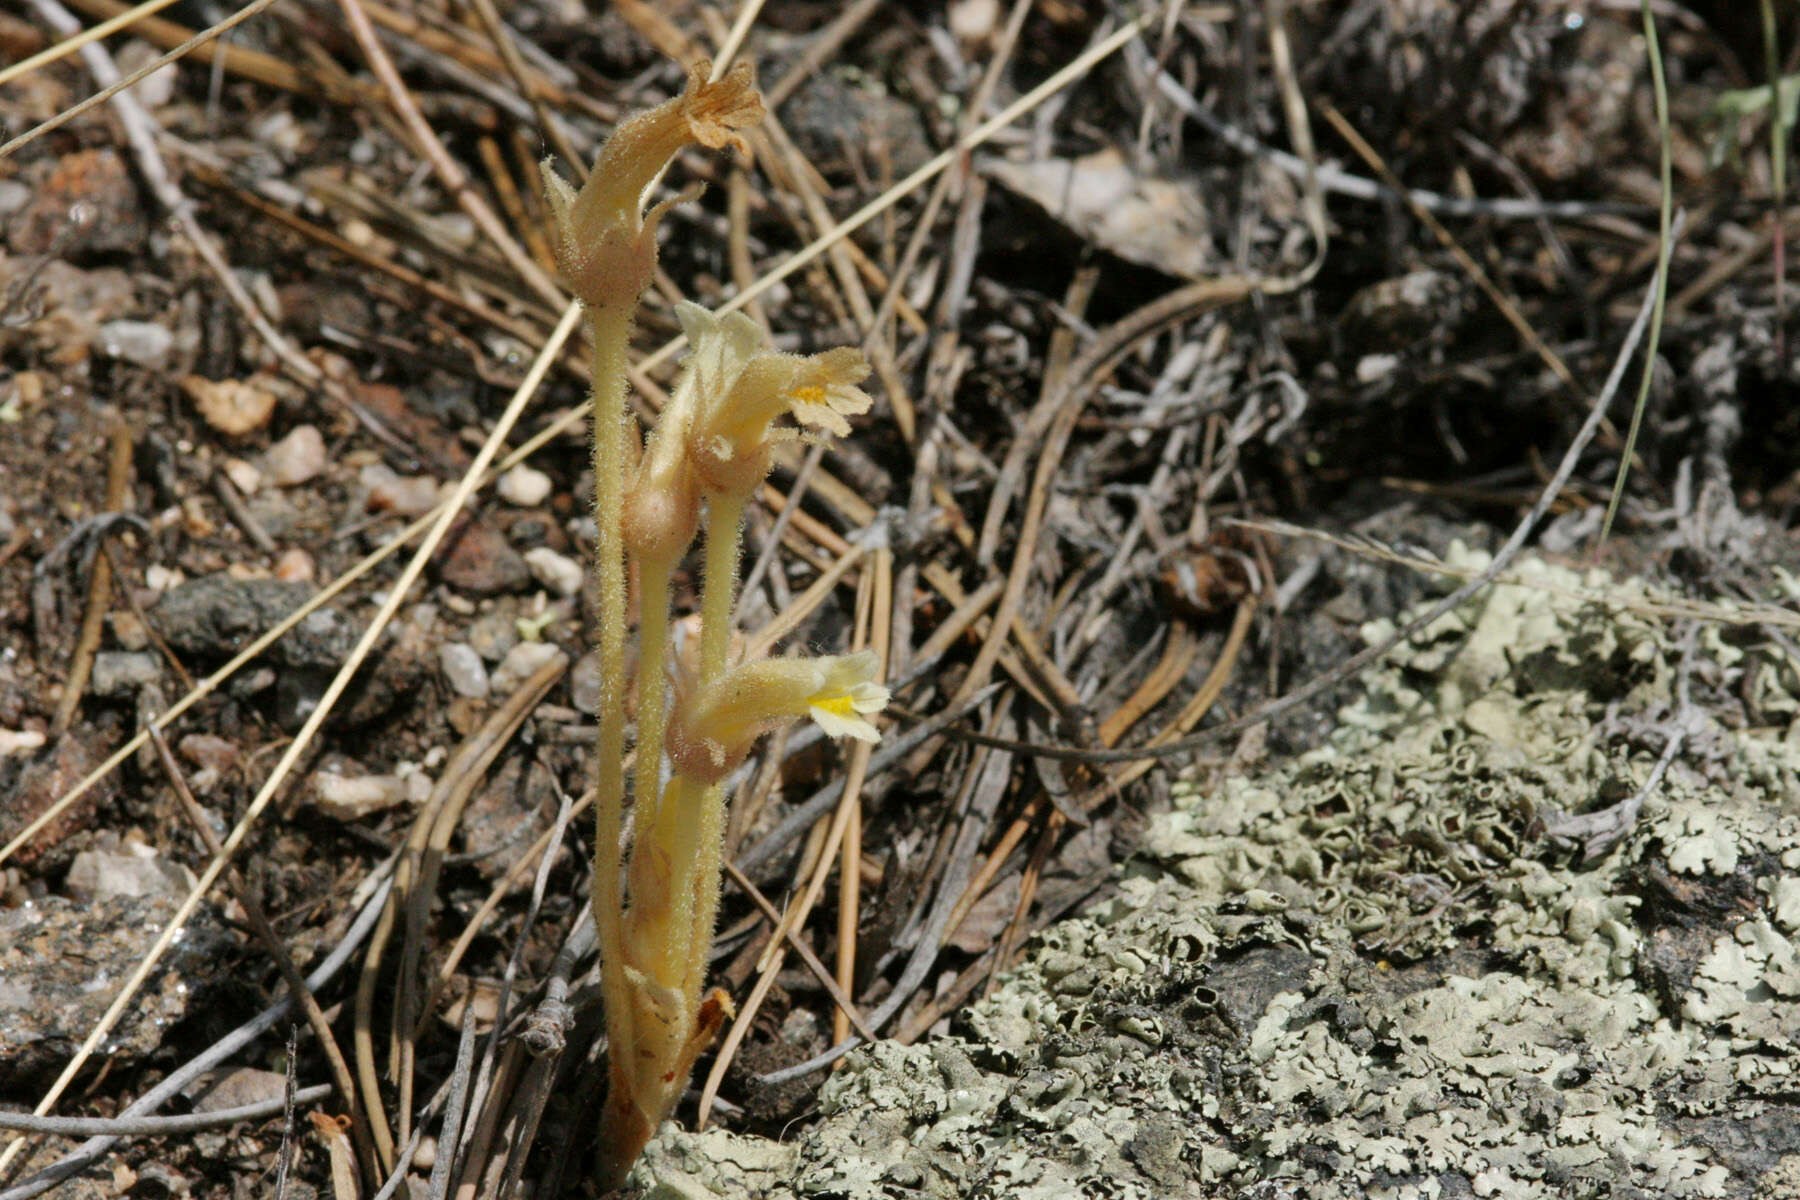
[2,1,1800,1198]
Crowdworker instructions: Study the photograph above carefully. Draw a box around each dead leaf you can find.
[983,148,1213,279]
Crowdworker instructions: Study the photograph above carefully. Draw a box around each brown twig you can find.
[51,423,131,736]
[144,721,380,1186]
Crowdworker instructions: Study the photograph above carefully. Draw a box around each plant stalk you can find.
[698,491,747,685]
[589,302,639,1187]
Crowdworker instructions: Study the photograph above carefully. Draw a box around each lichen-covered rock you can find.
[637,547,1800,1199]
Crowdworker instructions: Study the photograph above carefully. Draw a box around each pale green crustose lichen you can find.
[636,545,1800,1198]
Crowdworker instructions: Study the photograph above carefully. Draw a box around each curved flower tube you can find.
[667,650,890,784]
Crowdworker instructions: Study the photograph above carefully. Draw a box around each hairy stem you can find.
[588,302,635,1133]
[632,554,674,838]
[681,777,729,1004]
[698,491,747,685]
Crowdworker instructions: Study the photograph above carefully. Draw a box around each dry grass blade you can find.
[331,0,561,308]
[395,657,567,1152]
[941,212,1682,769]
[0,0,182,87]
[4,12,1184,1187]
[1,0,304,158]
[962,278,1256,713]
[351,653,566,1171]
[0,300,584,1176]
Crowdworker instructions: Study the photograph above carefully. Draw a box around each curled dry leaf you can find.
[179,375,277,437]
[983,147,1213,279]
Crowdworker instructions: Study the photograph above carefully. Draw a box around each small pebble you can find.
[362,464,440,516]
[90,651,162,698]
[489,641,567,694]
[65,845,195,902]
[465,611,519,662]
[144,565,184,593]
[97,320,173,367]
[497,464,553,507]
[116,42,179,109]
[570,650,602,714]
[267,425,327,487]
[182,376,276,437]
[178,733,239,773]
[311,772,411,820]
[0,180,29,219]
[438,520,529,595]
[402,767,433,804]
[221,457,263,495]
[273,548,314,582]
[0,729,47,757]
[439,642,490,699]
[524,546,583,597]
[111,611,150,651]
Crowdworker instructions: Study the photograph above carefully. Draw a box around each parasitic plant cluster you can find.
[538,62,888,1186]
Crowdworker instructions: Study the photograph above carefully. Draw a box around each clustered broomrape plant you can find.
[539,62,889,1185]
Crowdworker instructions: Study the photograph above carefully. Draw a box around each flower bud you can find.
[541,62,764,313]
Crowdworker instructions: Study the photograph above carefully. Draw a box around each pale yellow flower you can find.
[540,62,764,313]
[667,650,889,782]
[683,336,873,497]
[784,349,874,437]
[622,303,764,559]
[802,670,889,742]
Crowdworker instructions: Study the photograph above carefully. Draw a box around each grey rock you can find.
[96,319,173,367]
[0,894,233,1086]
[150,574,355,670]
[439,642,490,699]
[244,487,302,539]
[183,1066,289,1112]
[64,846,196,902]
[88,650,162,697]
